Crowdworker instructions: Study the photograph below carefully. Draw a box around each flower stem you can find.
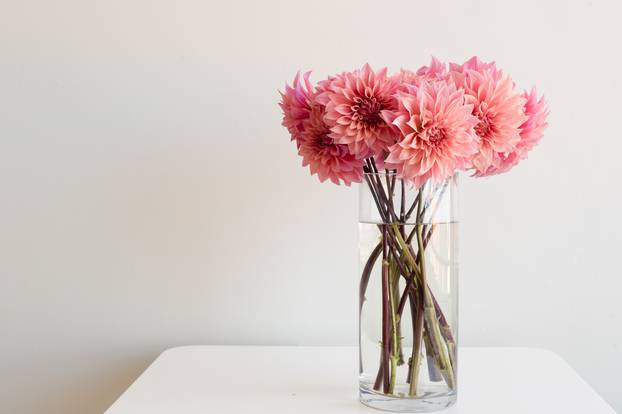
[409,189,427,396]
[359,242,382,314]
[408,284,424,395]
[359,241,382,374]
[381,225,391,393]
[389,257,404,366]
[387,252,400,394]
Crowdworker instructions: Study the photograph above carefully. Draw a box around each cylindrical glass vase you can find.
[359,172,458,412]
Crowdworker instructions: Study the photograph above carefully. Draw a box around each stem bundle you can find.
[360,166,456,397]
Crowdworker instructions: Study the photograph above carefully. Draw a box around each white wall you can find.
[1,0,621,412]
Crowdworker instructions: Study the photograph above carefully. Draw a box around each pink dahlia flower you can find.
[449,56,502,81]
[317,64,400,159]
[477,88,549,176]
[398,69,418,89]
[298,104,364,186]
[475,151,520,176]
[416,56,448,81]
[517,88,549,156]
[450,58,527,175]
[279,71,314,148]
[399,57,447,88]
[382,81,479,188]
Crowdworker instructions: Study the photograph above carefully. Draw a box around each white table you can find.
[106,346,615,413]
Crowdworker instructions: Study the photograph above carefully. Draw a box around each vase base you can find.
[359,387,456,413]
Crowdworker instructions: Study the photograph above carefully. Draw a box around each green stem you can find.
[390,224,421,276]
[408,285,424,396]
[408,190,426,396]
[381,228,390,393]
[389,257,405,366]
[387,254,400,394]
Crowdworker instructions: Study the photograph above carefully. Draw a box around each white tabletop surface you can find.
[105,346,615,414]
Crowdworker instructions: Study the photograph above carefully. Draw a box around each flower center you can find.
[425,126,446,147]
[318,135,333,147]
[304,114,335,151]
[353,96,383,125]
[308,133,349,157]
[475,114,493,139]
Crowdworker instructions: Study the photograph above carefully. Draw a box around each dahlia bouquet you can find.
[278,57,548,410]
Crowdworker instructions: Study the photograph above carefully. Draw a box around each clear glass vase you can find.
[359,172,458,412]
